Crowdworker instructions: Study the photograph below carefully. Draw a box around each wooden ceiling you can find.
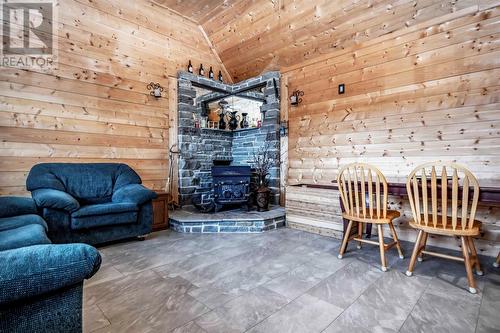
[152,0,486,82]
[199,0,479,81]
[151,0,237,24]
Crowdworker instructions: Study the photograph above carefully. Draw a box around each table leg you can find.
[365,223,372,238]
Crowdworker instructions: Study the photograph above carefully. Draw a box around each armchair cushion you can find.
[71,203,138,230]
[112,184,157,206]
[27,163,142,205]
[0,224,51,251]
[0,214,47,232]
[72,203,138,217]
[0,196,37,218]
[0,244,101,305]
[32,189,80,213]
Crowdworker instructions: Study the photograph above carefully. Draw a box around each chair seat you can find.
[409,215,481,236]
[71,203,138,230]
[342,209,400,224]
[0,224,51,251]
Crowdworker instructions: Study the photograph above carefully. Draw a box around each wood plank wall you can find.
[0,0,226,196]
[205,0,500,255]
[284,2,500,256]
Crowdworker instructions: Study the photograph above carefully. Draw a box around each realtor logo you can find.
[1,0,57,70]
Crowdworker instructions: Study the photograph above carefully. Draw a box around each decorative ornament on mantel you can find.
[290,90,304,106]
[147,82,164,98]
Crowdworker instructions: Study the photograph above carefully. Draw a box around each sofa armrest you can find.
[0,244,101,305]
[32,189,80,213]
[0,196,38,218]
[112,184,157,206]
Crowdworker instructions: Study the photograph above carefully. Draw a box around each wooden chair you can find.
[494,252,499,268]
[405,162,483,293]
[337,163,404,272]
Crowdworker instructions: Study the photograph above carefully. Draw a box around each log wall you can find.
[0,0,226,196]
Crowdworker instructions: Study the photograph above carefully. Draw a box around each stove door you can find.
[214,181,249,204]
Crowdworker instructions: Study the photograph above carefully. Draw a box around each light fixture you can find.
[147,82,164,98]
[290,90,304,106]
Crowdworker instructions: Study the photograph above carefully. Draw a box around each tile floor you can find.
[83,228,500,333]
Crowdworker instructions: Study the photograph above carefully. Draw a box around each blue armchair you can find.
[0,196,101,333]
[26,163,157,245]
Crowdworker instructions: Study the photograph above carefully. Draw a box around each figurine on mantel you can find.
[240,113,249,128]
[228,111,240,131]
[218,100,229,130]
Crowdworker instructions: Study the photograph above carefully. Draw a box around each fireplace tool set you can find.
[166,144,181,210]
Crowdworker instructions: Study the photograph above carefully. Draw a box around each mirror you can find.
[194,85,265,131]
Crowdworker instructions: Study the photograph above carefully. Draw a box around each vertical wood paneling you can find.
[280,75,289,206]
[168,76,179,204]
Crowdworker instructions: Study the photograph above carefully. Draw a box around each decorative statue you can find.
[228,111,240,131]
[218,100,229,130]
[218,111,227,130]
[240,113,249,128]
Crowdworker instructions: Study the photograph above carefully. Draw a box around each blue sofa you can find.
[26,163,157,245]
[0,196,101,333]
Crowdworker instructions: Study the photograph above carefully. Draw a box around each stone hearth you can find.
[169,206,285,233]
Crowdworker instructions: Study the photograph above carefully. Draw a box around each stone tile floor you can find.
[83,228,500,333]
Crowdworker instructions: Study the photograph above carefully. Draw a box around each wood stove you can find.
[212,165,251,212]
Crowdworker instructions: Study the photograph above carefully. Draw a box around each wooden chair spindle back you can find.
[406,162,480,231]
[337,163,388,220]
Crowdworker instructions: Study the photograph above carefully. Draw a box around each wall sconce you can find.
[280,120,289,137]
[290,90,304,106]
[147,82,164,98]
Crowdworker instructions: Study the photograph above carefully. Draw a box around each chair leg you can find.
[418,232,428,262]
[406,230,424,277]
[461,236,477,294]
[388,222,404,259]
[338,220,354,259]
[357,222,363,249]
[467,237,483,275]
[377,225,387,272]
[495,252,500,268]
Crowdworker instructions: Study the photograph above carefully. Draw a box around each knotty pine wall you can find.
[206,0,500,255]
[284,3,500,256]
[0,0,227,196]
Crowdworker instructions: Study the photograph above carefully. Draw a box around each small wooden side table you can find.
[152,192,169,231]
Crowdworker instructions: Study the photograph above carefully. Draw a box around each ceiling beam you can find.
[198,25,234,84]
